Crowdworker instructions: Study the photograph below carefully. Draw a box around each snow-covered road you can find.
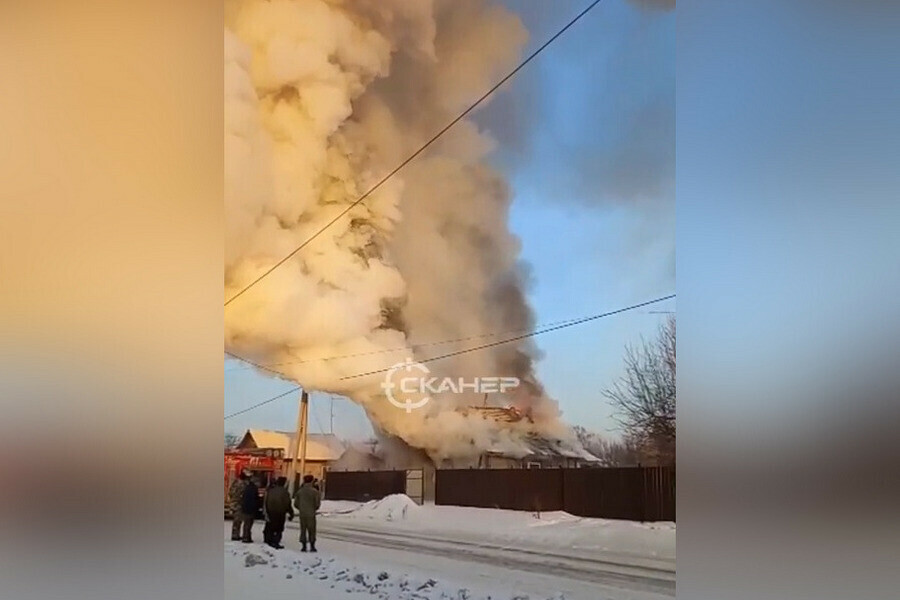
[226,496,675,600]
[311,520,675,595]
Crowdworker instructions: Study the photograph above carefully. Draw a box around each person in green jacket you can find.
[228,472,248,541]
[293,474,321,552]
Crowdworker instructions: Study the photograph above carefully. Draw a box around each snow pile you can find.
[322,501,675,561]
[323,494,420,522]
[226,541,569,600]
[318,499,362,516]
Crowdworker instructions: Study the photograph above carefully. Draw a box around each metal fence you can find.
[322,466,675,521]
[435,468,564,512]
[436,466,675,522]
[323,470,407,502]
[562,466,675,521]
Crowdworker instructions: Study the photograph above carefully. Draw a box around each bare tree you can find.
[225,431,241,449]
[604,317,675,465]
[573,426,644,467]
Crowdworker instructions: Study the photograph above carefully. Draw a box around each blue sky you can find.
[225,0,675,440]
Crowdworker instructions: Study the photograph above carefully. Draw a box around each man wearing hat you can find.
[293,474,321,552]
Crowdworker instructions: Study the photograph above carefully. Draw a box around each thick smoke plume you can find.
[225,0,578,462]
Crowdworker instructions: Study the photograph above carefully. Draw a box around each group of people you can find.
[229,472,322,552]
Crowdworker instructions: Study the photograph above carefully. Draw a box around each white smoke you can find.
[225,0,577,461]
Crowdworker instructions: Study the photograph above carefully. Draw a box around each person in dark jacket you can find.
[260,475,275,543]
[240,476,261,543]
[293,474,321,552]
[262,477,293,549]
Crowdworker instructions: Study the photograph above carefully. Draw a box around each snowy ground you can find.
[225,495,675,600]
[320,495,675,564]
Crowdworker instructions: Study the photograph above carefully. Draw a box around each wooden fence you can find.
[323,470,407,502]
[324,466,675,521]
[436,466,675,521]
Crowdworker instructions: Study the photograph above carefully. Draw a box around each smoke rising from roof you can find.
[225,0,577,461]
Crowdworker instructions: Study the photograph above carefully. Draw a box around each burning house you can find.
[337,406,600,471]
[433,406,601,469]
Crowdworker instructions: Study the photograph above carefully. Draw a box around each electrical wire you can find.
[340,294,674,381]
[223,0,606,307]
[223,293,672,419]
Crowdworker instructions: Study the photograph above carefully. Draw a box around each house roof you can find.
[480,434,601,463]
[238,429,345,462]
[464,406,530,423]
[524,435,601,461]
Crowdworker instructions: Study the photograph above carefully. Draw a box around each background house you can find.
[436,434,600,469]
[437,406,601,469]
[329,408,600,472]
[236,429,345,484]
[329,441,386,471]
[330,435,433,471]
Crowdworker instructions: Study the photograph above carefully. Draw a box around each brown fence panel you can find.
[435,469,563,512]
[563,468,641,520]
[562,466,675,521]
[323,470,407,502]
[432,467,675,521]
[329,467,676,520]
[642,466,676,521]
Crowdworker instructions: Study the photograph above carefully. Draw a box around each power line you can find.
[225,297,674,373]
[224,386,300,420]
[223,0,606,307]
[224,293,673,420]
[223,315,589,373]
[340,294,674,381]
[223,350,288,379]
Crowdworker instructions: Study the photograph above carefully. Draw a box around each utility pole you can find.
[329,395,334,435]
[289,389,310,495]
[298,390,310,485]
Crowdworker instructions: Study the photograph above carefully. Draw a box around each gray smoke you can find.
[225,0,576,462]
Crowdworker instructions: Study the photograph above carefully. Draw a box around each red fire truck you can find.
[224,447,285,518]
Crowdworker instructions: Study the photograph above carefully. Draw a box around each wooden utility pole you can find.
[298,390,310,480]
[289,389,310,494]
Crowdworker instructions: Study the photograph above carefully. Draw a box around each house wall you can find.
[285,459,328,489]
[330,447,385,472]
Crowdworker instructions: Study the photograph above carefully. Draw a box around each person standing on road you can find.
[261,476,275,545]
[240,475,261,543]
[228,471,248,541]
[263,476,293,549]
[293,474,321,552]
